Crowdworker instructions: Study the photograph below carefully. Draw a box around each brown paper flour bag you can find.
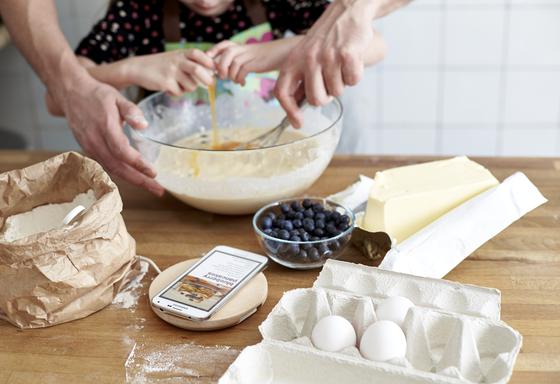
[0,152,137,328]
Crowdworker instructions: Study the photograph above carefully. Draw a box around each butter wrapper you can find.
[327,175,392,260]
[379,172,547,279]
[328,174,373,211]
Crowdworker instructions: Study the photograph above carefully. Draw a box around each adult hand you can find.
[0,0,165,195]
[274,0,379,128]
[49,71,165,196]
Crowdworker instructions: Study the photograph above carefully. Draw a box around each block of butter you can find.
[362,156,499,243]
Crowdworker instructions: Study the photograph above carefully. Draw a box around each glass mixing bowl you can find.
[128,86,343,215]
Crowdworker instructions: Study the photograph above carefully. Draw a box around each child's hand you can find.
[208,40,287,85]
[125,49,215,95]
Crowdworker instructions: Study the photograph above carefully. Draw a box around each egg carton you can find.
[220,260,521,384]
[314,260,501,320]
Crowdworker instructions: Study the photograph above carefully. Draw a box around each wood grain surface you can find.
[0,151,559,383]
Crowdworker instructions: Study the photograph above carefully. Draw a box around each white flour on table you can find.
[125,342,239,383]
[113,260,150,310]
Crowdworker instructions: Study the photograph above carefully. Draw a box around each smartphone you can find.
[152,245,268,321]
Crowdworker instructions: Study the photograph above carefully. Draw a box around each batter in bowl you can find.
[154,125,336,214]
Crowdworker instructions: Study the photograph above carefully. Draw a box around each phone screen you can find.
[159,250,262,312]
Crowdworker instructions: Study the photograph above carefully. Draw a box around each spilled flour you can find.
[125,342,239,383]
[113,260,150,310]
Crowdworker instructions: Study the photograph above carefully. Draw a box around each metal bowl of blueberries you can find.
[253,198,355,269]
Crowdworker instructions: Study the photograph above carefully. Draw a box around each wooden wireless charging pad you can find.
[148,258,268,331]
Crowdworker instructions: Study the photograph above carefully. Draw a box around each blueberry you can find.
[277,214,285,221]
[278,229,290,240]
[304,208,315,218]
[311,236,320,241]
[314,228,324,237]
[278,243,292,257]
[303,218,315,232]
[330,211,341,222]
[301,242,312,250]
[338,222,350,232]
[326,224,339,236]
[315,219,325,229]
[290,229,300,237]
[312,203,324,213]
[329,240,341,250]
[275,219,285,229]
[315,212,326,222]
[265,238,280,251]
[283,220,294,231]
[308,247,320,261]
[297,249,308,260]
[301,232,311,241]
[266,212,277,221]
[294,211,304,220]
[302,198,313,208]
[286,211,296,220]
[270,230,278,238]
[319,242,330,254]
[291,201,302,211]
[288,243,300,256]
[290,235,302,242]
[280,203,290,214]
[339,215,350,225]
[298,228,307,235]
[262,216,273,230]
[293,219,302,228]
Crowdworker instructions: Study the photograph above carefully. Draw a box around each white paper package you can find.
[379,172,547,279]
[220,260,521,384]
[328,174,373,211]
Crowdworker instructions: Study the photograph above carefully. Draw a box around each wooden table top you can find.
[0,151,559,384]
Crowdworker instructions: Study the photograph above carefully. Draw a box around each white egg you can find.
[375,296,414,328]
[359,320,407,362]
[311,315,357,352]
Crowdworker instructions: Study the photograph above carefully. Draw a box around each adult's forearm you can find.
[261,36,304,72]
[370,0,413,19]
[332,0,412,21]
[0,0,88,91]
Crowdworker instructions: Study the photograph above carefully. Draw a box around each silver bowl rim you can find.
[129,91,343,152]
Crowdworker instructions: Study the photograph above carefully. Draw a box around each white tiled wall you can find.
[0,0,559,156]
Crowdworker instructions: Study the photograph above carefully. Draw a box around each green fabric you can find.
[165,41,213,52]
